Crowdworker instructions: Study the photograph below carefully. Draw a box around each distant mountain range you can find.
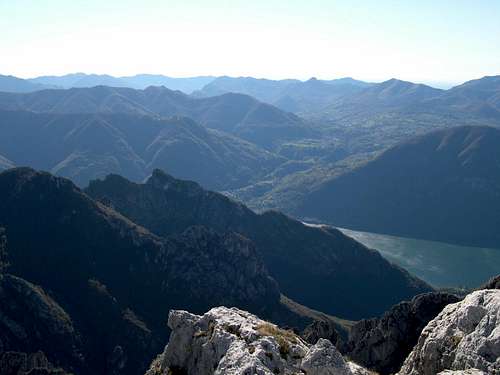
[0,85,314,150]
[1,74,499,250]
[193,76,372,113]
[320,76,500,121]
[0,73,214,94]
[0,110,284,189]
[3,73,499,123]
[224,75,500,217]
[297,125,500,248]
[0,74,57,93]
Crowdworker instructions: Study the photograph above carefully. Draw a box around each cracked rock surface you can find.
[398,289,500,375]
[146,306,370,375]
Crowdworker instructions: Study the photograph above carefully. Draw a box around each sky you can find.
[1,0,499,87]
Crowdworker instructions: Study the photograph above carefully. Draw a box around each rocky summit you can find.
[399,289,500,375]
[145,306,370,375]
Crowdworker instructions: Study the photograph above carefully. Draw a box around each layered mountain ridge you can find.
[86,168,431,319]
[0,167,306,374]
[0,85,314,149]
[0,110,285,188]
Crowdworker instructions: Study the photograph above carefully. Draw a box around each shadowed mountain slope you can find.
[0,168,303,374]
[297,125,500,248]
[86,169,432,320]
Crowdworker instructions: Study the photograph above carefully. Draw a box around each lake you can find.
[337,227,500,289]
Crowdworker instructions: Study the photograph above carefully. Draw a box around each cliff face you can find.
[480,274,500,290]
[343,292,460,374]
[144,285,500,375]
[146,306,370,375]
[399,289,500,375]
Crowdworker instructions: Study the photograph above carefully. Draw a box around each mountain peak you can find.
[150,168,175,182]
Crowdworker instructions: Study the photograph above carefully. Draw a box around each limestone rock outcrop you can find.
[438,370,487,375]
[301,319,341,348]
[146,307,370,375]
[398,289,500,375]
[480,275,500,290]
[343,292,460,374]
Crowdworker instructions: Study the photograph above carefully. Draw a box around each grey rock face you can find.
[438,370,487,375]
[146,307,370,375]
[343,292,460,374]
[480,274,500,290]
[398,290,500,375]
[301,320,341,347]
[301,339,351,375]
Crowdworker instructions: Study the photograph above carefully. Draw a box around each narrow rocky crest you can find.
[146,306,370,375]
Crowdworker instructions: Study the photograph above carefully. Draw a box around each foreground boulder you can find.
[399,289,500,375]
[146,307,369,375]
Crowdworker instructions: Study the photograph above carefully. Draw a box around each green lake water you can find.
[337,227,500,288]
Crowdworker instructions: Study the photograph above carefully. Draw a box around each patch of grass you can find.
[256,323,300,359]
[451,334,463,346]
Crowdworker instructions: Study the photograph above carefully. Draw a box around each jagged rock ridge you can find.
[86,169,431,320]
[146,306,370,375]
[0,168,306,374]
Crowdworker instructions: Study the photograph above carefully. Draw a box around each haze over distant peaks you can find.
[193,76,373,113]
[28,73,216,93]
[0,74,56,93]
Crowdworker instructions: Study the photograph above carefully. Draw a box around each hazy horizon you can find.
[1,0,499,88]
[5,70,478,89]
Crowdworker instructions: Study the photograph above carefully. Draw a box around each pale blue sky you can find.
[1,0,499,86]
